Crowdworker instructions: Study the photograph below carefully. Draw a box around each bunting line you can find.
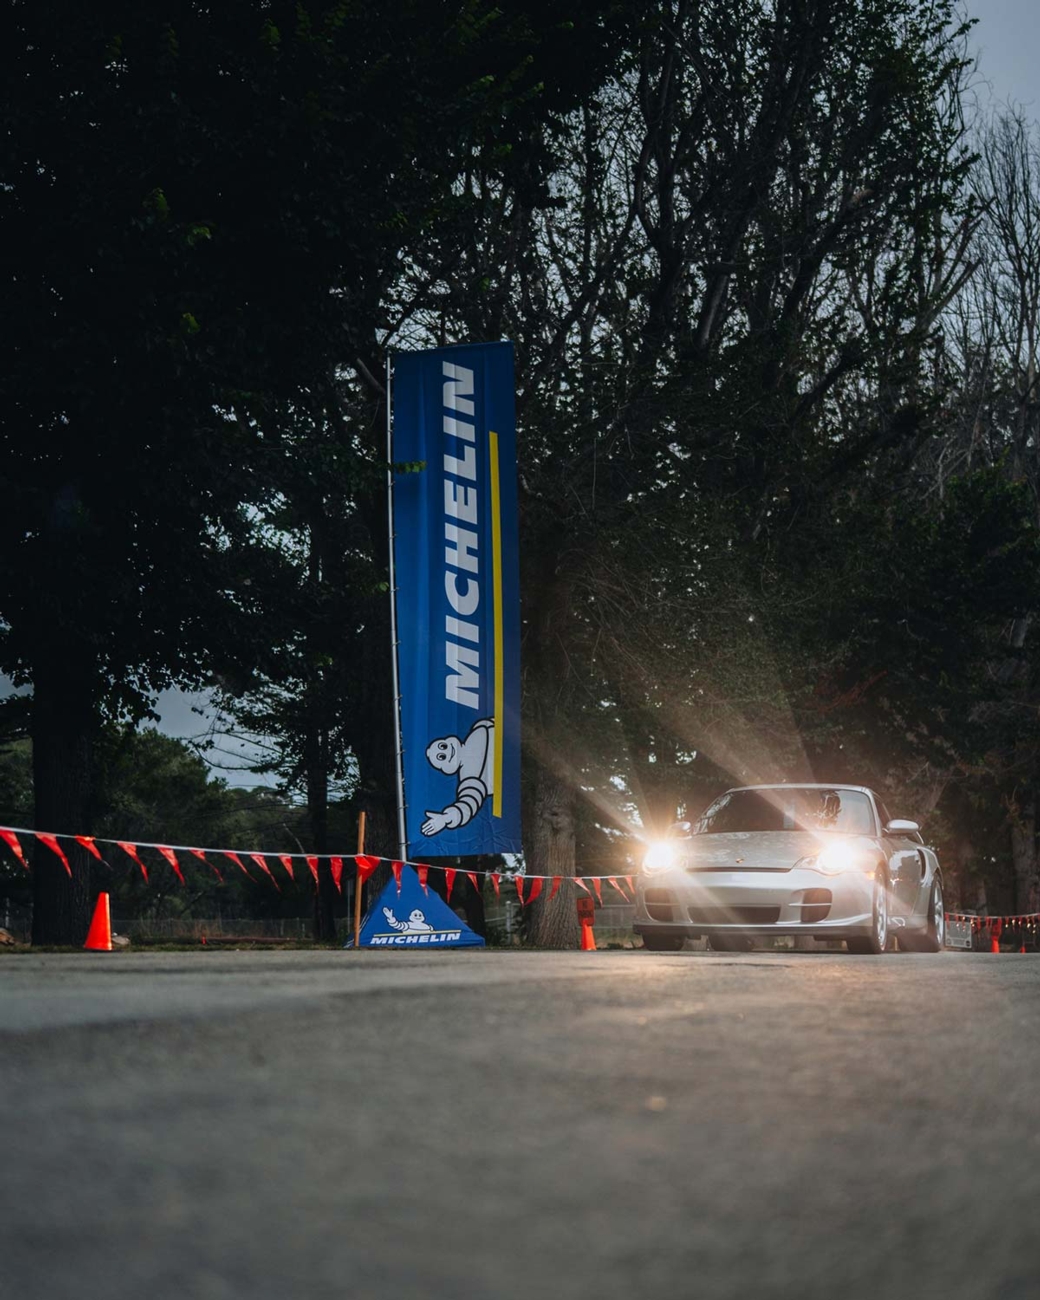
[0,823,645,884]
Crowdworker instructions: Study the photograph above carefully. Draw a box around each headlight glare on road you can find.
[642,841,677,873]
[798,841,866,875]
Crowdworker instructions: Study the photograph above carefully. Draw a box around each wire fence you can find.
[482,902,639,946]
[2,901,643,947]
[105,903,642,946]
[111,917,316,942]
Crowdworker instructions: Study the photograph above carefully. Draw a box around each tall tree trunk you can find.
[1009,789,1040,914]
[521,557,580,946]
[30,656,96,945]
[525,766,579,948]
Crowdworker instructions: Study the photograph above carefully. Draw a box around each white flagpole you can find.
[386,353,408,862]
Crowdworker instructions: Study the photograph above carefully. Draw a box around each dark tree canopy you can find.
[0,0,634,941]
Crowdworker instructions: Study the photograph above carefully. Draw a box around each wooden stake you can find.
[353,810,367,950]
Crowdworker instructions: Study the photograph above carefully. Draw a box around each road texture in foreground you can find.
[2,949,1038,1300]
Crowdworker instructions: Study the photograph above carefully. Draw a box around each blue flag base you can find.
[347,865,485,949]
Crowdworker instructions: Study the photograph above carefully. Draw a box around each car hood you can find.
[678,830,873,870]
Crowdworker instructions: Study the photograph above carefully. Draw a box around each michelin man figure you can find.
[382,907,434,933]
[421,717,494,837]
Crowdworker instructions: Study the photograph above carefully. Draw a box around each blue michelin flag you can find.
[353,867,485,948]
[392,342,521,857]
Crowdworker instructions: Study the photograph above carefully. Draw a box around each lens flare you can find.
[643,841,677,872]
[799,841,868,875]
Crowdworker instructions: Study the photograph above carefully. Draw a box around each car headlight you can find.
[642,841,677,873]
[796,841,869,875]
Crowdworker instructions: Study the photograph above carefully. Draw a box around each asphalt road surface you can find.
[2,948,1038,1300]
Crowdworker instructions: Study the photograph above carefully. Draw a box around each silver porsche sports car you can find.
[634,784,945,955]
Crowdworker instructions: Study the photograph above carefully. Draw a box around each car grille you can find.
[797,888,831,923]
[644,888,675,923]
[687,906,781,925]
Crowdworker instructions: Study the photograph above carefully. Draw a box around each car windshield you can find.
[695,788,874,836]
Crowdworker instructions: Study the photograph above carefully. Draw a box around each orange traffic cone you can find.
[84,893,112,952]
[580,918,597,951]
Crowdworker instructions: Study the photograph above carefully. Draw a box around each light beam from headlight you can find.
[642,841,677,873]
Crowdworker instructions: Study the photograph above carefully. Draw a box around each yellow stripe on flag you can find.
[489,430,504,818]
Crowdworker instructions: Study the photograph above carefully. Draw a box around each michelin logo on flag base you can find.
[350,866,485,949]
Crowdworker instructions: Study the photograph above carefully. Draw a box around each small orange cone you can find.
[580,918,597,951]
[84,893,112,952]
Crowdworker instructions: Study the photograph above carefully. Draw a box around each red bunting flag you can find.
[549,876,562,901]
[466,871,480,893]
[156,846,185,885]
[392,861,403,893]
[304,855,319,885]
[74,835,104,862]
[490,872,501,897]
[116,840,148,883]
[249,853,280,891]
[36,832,73,877]
[418,865,429,893]
[626,875,636,895]
[278,855,295,881]
[189,848,223,881]
[515,876,525,904]
[0,829,28,869]
[329,856,344,893]
[445,867,456,903]
[223,851,253,879]
[610,877,629,901]
[524,878,543,907]
[591,877,603,905]
[574,877,591,895]
[355,855,380,886]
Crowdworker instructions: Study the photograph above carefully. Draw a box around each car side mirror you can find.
[885,818,920,835]
[669,821,693,837]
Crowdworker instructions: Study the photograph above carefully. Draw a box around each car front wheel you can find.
[901,878,945,953]
[642,931,684,952]
[847,870,889,955]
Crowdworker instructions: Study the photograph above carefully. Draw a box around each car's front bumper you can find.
[634,866,876,939]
